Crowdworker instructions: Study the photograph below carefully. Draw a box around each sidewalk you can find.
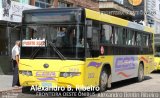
[0,75,13,91]
[0,75,22,93]
[0,75,21,92]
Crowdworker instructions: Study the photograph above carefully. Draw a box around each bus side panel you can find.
[112,55,139,82]
[154,57,160,70]
[139,55,154,75]
[84,56,114,87]
[84,58,102,87]
[150,55,155,73]
[84,55,154,86]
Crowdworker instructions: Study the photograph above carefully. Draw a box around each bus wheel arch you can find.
[137,61,144,82]
[99,64,111,92]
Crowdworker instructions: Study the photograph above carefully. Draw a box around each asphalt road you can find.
[1,71,160,98]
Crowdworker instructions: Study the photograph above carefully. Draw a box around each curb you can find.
[0,87,22,93]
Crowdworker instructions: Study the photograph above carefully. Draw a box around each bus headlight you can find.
[60,72,81,78]
[19,70,32,76]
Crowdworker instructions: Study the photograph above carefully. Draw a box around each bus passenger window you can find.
[101,24,113,44]
[126,30,135,46]
[149,34,153,53]
[123,28,127,45]
[146,35,149,46]
[101,31,107,43]
[117,27,123,45]
[137,33,142,46]
[142,34,148,46]
[114,27,118,44]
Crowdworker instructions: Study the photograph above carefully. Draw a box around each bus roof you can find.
[85,8,154,33]
[22,8,154,33]
[23,8,83,13]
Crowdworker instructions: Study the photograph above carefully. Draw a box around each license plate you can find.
[41,82,52,87]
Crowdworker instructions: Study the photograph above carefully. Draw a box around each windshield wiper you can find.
[30,47,41,59]
[29,41,65,60]
[47,41,66,60]
[30,40,45,59]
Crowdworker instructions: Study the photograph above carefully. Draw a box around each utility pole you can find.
[144,0,147,26]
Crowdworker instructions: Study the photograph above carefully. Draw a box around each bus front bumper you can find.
[19,74,84,89]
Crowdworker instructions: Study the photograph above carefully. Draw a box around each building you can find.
[98,0,135,20]
[0,0,36,74]
[29,0,98,10]
[0,0,99,74]
[152,0,160,52]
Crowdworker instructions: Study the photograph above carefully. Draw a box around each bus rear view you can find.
[19,8,85,89]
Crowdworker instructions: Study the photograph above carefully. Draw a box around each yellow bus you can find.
[19,8,154,92]
[154,45,160,70]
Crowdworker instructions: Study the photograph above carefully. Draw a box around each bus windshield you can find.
[21,24,85,60]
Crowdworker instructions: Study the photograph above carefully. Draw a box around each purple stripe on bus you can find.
[88,62,102,68]
[37,77,55,81]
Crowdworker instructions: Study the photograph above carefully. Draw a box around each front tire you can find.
[137,63,144,82]
[99,69,108,92]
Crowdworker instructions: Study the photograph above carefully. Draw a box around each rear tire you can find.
[136,63,144,82]
[99,68,108,92]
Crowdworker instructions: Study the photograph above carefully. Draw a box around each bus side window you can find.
[127,29,135,46]
[114,27,118,44]
[137,32,142,46]
[101,24,113,44]
[92,28,99,49]
[117,27,123,45]
[123,28,127,45]
[146,34,149,46]
[91,27,100,57]
[126,29,130,45]
[149,34,153,54]
[86,25,93,57]
[132,31,136,46]
[86,20,100,57]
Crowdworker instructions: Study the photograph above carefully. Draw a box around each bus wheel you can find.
[99,69,108,92]
[137,63,144,82]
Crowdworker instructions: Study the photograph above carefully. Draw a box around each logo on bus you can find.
[115,56,136,72]
[88,62,102,68]
[43,64,49,68]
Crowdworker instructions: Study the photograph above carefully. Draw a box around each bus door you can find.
[85,20,101,86]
